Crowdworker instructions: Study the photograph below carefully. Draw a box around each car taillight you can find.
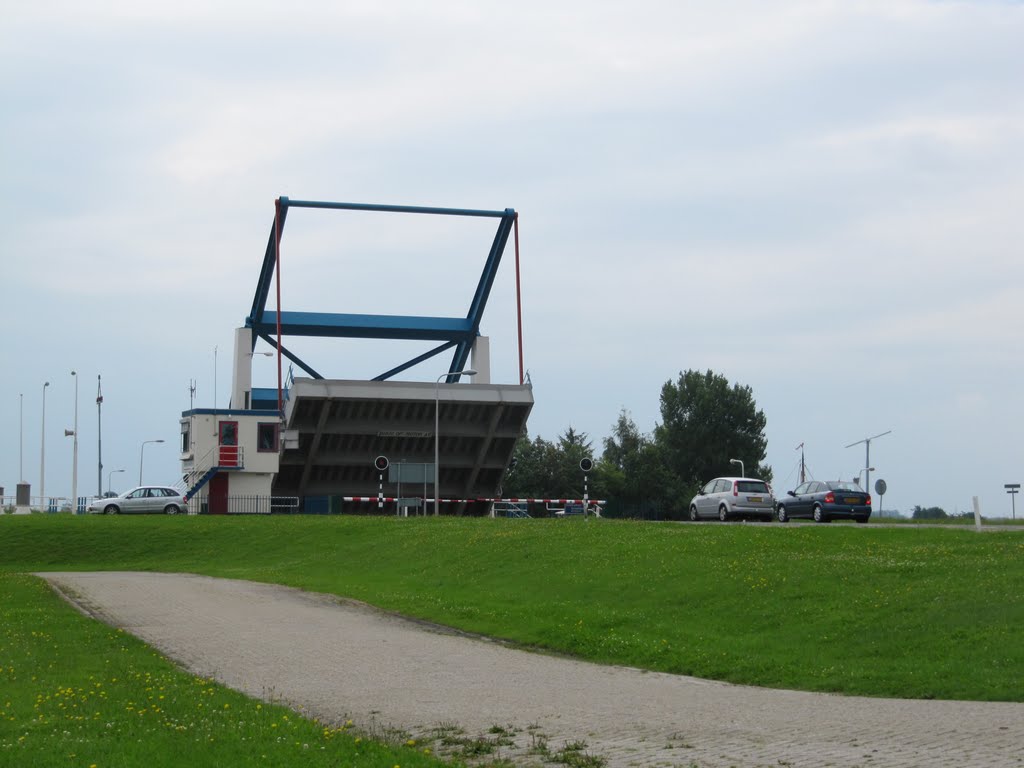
[866,495,872,506]
[733,482,739,496]
[824,492,835,503]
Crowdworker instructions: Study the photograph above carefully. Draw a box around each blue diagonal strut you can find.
[245,198,517,382]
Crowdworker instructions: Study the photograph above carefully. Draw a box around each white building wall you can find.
[180,410,281,501]
[223,472,274,496]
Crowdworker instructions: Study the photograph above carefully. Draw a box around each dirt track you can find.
[40,571,1023,768]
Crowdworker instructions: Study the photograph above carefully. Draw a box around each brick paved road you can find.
[41,572,1023,768]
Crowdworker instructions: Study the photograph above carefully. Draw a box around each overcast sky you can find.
[3,1,1022,516]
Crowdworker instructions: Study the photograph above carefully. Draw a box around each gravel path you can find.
[40,571,1022,768]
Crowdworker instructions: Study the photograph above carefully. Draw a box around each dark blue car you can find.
[775,480,871,523]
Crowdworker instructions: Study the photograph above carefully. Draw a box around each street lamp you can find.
[107,468,125,495]
[845,430,891,505]
[40,381,49,508]
[139,439,165,485]
[729,458,744,478]
[857,467,875,487]
[434,369,477,516]
[67,371,78,513]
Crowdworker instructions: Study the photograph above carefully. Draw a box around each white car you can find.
[87,486,187,515]
[688,476,775,522]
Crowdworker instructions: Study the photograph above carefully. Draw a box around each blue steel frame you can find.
[246,198,516,383]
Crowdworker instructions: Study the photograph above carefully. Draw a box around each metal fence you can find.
[0,496,88,513]
[192,495,299,515]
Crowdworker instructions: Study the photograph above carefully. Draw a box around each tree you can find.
[553,427,595,498]
[654,369,770,514]
[912,505,948,520]
[598,409,671,518]
[503,431,558,498]
[503,428,596,501]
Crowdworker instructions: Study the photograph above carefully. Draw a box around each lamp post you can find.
[434,369,477,516]
[139,439,165,485]
[107,468,125,496]
[729,458,744,478]
[40,381,49,508]
[19,393,24,481]
[96,375,103,497]
[845,430,891,505]
[857,467,875,487]
[68,371,78,513]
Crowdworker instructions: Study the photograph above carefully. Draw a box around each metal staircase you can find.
[180,446,245,502]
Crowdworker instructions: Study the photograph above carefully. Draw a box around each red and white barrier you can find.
[338,497,607,504]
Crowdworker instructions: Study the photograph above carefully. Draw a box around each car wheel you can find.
[104,505,119,515]
[777,505,789,523]
[813,505,829,523]
[165,505,180,515]
[718,505,729,522]
[689,506,699,521]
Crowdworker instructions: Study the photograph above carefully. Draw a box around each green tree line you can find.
[503,369,770,519]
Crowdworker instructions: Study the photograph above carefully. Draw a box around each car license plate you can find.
[748,496,763,502]
[844,497,860,504]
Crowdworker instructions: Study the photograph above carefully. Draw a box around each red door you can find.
[208,472,229,515]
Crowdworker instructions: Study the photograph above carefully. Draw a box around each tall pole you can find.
[96,375,103,497]
[213,346,218,411]
[434,369,477,516]
[1006,484,1020,520]
[275,197,284,415]
[796,442,805,484]
[139,439,164,486]
[108,468,125,495]
[71,371,78,513]
[845,430,891,502]
[434,375,442,517]
[40,381,49,507]
[19,393,23,481]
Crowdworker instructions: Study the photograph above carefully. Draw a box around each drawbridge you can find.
[225,198,533,513]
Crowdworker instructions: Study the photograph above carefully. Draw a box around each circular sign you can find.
[874,478,887,496]
[374,455,390,472]
[580,458,594,473]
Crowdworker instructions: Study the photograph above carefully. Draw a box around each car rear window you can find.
[827,482,860,491]
[736,481,769,493]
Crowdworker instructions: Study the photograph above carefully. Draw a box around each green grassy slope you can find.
[3,515,1022,701]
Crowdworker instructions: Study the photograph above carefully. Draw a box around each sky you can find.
[2,1,1023,517]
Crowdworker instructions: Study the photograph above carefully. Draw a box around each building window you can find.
[181,422,190,453]
[258,422,279,452]
[219,421,238,446]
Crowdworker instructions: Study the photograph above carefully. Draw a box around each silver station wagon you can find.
[689,476,775,521]
[87,486,188,515]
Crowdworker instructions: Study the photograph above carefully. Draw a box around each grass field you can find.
[3,515,1022,703]
[0,571,450,768]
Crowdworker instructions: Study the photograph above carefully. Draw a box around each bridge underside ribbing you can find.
[275,378,533,513]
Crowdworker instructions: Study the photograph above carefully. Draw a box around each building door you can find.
[218,421,239,467]
[208,472,229,515]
